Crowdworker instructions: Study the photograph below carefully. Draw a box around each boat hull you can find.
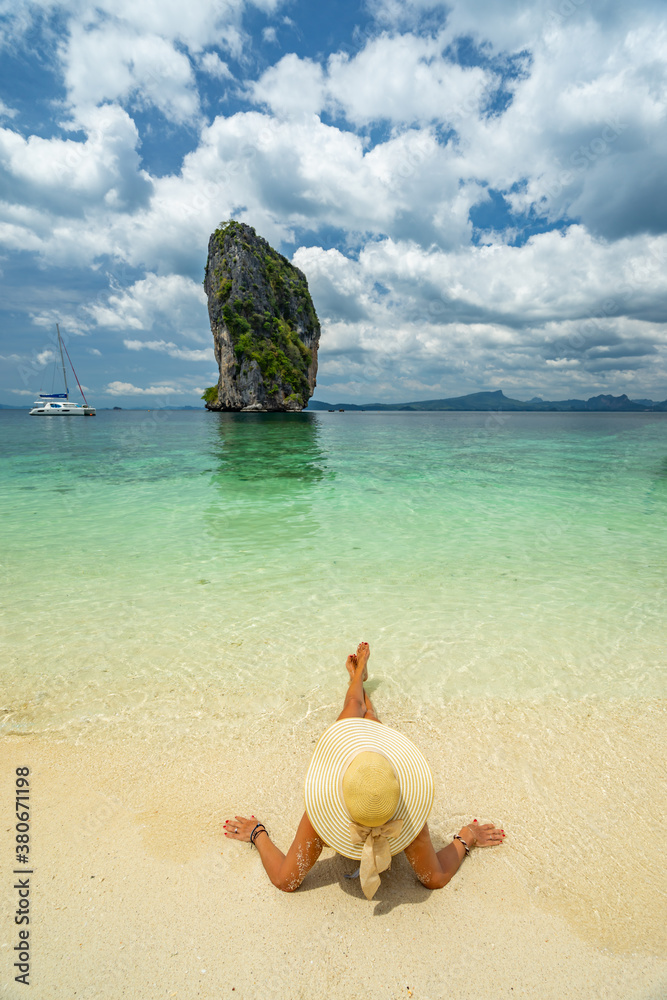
[30,404,96,415]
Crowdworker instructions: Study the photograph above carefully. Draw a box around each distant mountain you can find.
[306,390,667,412]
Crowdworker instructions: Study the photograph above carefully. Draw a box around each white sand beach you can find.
[2,692,665,1000]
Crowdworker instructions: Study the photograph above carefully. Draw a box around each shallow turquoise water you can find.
[1,409,666,732]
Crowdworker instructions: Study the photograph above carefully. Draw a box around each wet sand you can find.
[1,694,666,999]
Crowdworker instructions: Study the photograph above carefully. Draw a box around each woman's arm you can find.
[224,812,324,892]
[404,820,504,889]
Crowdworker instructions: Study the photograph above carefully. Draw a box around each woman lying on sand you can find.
[224,642,504,899]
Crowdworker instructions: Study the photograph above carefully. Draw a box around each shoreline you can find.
[2,696,665,998]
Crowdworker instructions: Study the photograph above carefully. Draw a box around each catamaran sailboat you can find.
[30,324,96,416]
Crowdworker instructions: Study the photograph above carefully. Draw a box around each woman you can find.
[224,642,505,898]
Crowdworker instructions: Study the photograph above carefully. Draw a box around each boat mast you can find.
[56,324,69,398]
[60,335,89,405]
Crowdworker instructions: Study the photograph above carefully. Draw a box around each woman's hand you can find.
[224,815,261,842]
[461,821,505,847]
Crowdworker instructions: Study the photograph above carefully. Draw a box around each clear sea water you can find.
[1,408,666,734]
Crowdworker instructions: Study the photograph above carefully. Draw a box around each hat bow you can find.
[349,819,403,899]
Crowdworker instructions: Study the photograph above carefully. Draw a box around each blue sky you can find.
[1,0,666,406]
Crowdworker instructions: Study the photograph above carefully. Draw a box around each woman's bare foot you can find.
[346,653,358,682]
[356,641,370,682]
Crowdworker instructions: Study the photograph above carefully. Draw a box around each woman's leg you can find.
[363,688,380,723]
[337,642,376,721]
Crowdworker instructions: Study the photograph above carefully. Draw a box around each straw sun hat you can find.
[304,718,434,899]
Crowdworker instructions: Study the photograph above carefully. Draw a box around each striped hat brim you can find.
[304,718,434,859]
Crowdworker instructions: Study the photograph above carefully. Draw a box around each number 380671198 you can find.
[15,768,30,859]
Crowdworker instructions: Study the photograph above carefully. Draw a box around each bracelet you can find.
[453,834,470,856]
[249,823,267,846]
[249,823,265,844]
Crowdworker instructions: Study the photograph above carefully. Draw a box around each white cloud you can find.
[88,274,208,340]
[470,20,667,240]
[62,25,200,125]
[250,55,326,117]
[299,227,667,329]
[249,35,490,125]
[295,227,667,398]
[0,103,151,220]
[0,99,18,119]
[199,52,233,80]
[124,110,477,259]
[106,380,184,395]
[123,338,214,361]
[370,0,589,48]
[1,0,287,124]
[327,34,490,127]
[3,5,667,270]
[248,10,667,244]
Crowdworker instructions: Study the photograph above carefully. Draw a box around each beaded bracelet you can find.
[452,833,470,856]
[249,823,267,847]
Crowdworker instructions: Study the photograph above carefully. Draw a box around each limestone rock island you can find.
[202,221,321,411]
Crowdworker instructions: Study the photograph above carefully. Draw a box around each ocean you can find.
[2,407,665,735]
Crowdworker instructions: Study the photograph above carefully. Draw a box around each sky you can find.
[1,0,666,407]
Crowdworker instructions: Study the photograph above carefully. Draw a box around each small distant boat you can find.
[30,324,96,416]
